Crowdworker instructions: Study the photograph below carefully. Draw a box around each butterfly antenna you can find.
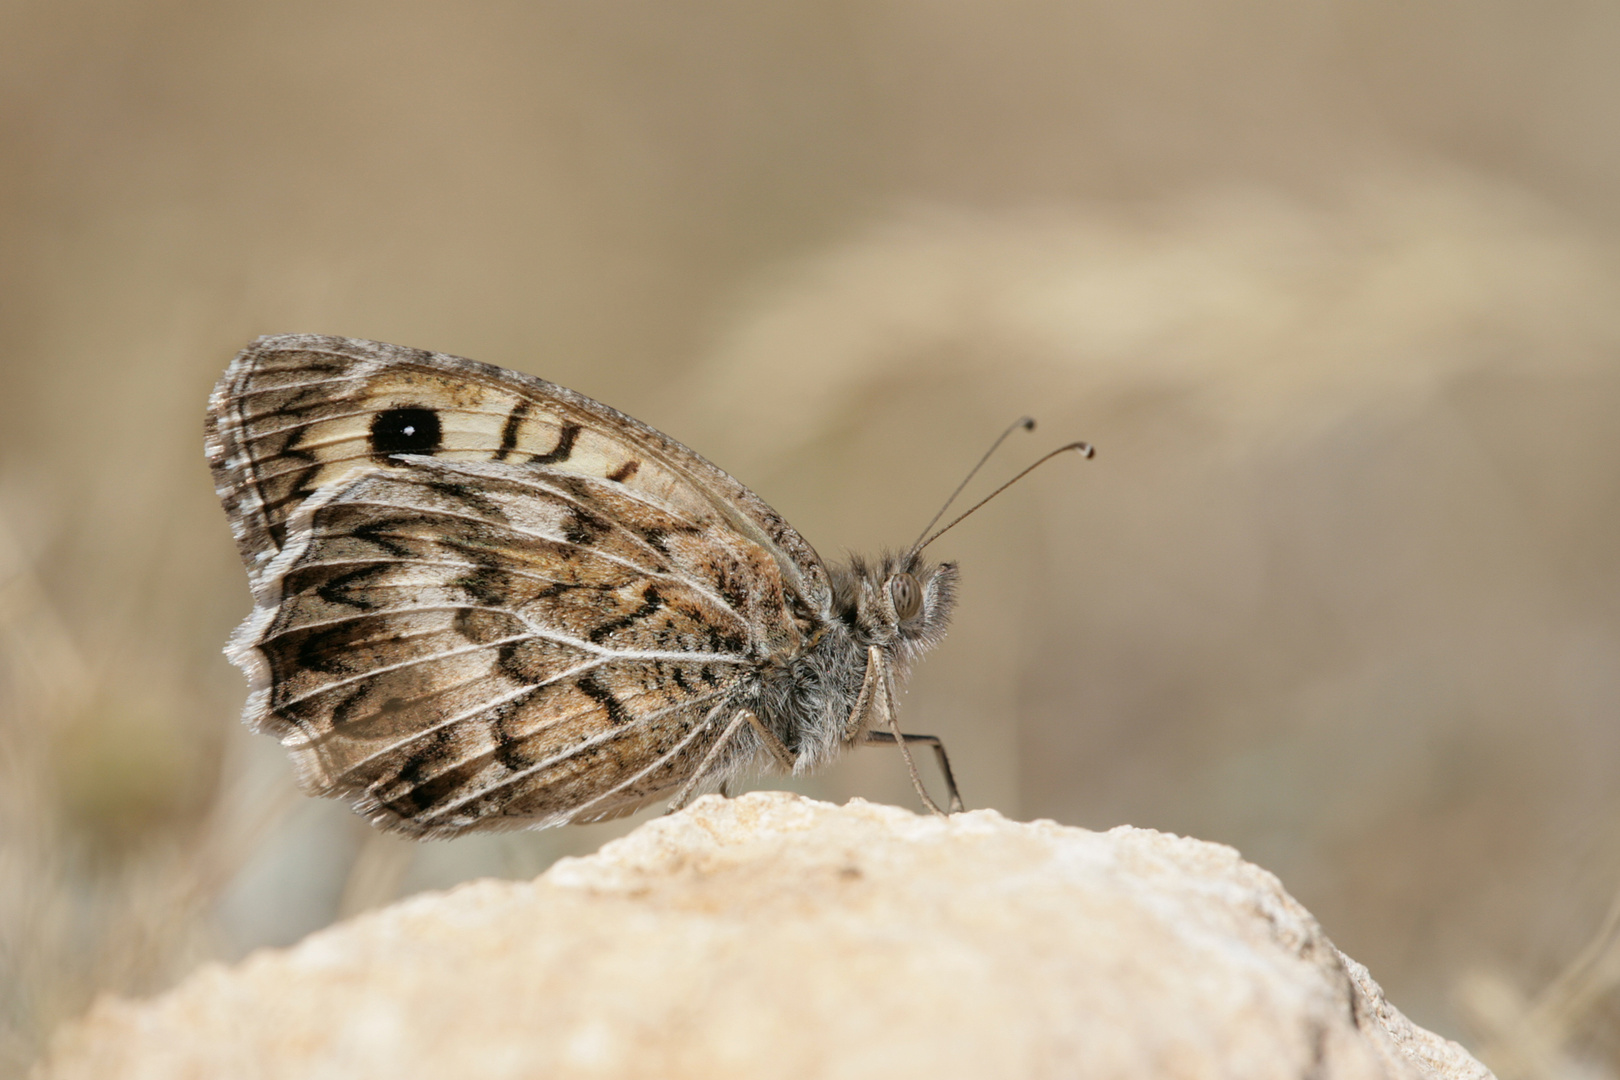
[908,416,1037,555]
[915,441,1094,553]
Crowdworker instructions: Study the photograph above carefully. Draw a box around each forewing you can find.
[205,335,829,606]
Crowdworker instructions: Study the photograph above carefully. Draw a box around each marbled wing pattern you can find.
[207,336,825,836]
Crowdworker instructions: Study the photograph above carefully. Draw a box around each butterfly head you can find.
[831,551,958,665]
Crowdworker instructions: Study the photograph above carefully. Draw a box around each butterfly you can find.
[207,335,1086,838]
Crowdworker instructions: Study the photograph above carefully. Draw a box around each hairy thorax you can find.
[753,554,958,773]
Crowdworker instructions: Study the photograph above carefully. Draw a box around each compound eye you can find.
[887,572,923,621]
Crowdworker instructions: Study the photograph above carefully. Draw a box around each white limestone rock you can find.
[39,792,1492,1080]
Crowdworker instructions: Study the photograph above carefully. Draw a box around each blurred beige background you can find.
[4,2,1620,1075]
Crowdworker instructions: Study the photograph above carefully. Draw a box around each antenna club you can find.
[907,414,1044,554]
[914,437,1097,552]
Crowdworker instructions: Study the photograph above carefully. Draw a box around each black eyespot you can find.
[370,407,442,462]
[887,572,923,621]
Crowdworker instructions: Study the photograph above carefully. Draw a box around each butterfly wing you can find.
[206,335,828,835]
[207,335,829,604]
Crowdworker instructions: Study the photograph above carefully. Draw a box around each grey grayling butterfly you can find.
[207,335,1090,838]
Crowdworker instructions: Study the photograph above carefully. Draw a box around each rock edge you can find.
[39,792,1493,1080]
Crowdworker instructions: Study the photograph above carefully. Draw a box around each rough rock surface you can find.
[40,793,1492,1080]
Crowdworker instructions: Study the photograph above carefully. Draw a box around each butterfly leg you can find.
[667,707,796,814]
[850,646,956,818]
[745,710,797,773]
[862,730,965,814]
[666,708,752,814]
[879,710,949,819]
